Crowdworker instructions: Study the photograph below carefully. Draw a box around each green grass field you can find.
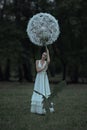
[0,82,87,130]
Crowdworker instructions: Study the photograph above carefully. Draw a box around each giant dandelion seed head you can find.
[27,13,60,46]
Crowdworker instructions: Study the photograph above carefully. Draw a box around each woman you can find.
[30,47,54,114]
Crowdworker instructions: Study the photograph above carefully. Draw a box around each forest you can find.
[0,0,87,83]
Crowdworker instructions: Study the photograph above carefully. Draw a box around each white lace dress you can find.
[30,60,54,114]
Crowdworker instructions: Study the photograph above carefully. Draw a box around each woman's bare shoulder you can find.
[36,60,39,64]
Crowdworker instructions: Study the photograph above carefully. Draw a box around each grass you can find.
[0,82,87,130]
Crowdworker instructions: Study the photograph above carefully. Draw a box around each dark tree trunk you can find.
[0,65,3,81]
[52,44,67,80]
[0,8,4,20]
[4,59,10,81]
[18,65,23,82]
[23,62,33,82]
[14,0,21,25]
[70,65,79,83]
[49,63,56,77]
[62,62,67,80]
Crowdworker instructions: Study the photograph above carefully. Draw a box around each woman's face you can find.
[42,52,47,60]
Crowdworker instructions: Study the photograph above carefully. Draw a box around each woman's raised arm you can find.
[46,46,50,64]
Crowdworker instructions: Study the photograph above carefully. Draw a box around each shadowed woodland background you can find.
[0,0,87,83]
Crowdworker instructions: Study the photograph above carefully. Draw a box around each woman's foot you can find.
[49,107,55,113]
